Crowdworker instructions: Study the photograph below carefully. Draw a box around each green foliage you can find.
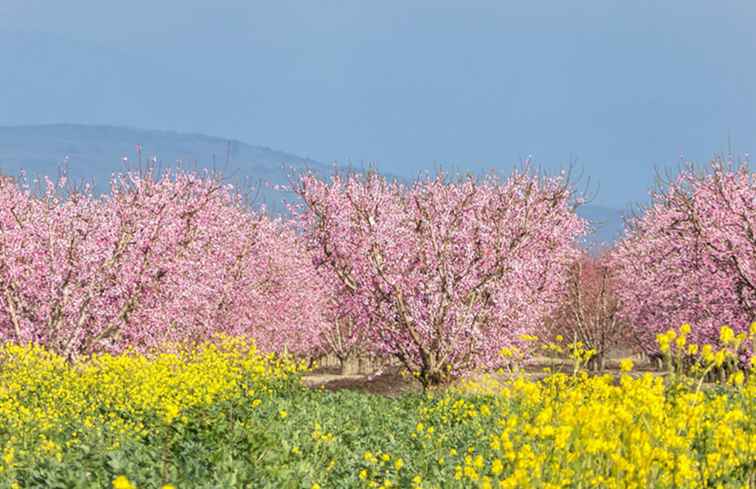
[1,340,754,488]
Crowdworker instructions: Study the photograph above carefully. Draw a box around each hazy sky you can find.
[1,1,754,207]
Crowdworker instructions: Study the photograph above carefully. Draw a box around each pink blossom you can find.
[609,159,755,353]
[294,169,586,385]
[0,170,327,359]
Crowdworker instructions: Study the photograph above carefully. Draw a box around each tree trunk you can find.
[588,353,605,372]
[338,355,359,375]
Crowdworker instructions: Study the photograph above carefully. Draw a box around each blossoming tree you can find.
[0,170,327,359]
[544,251,625,370]
[311,267,372,373]
[610,159,755,352]
[295,169,586,386]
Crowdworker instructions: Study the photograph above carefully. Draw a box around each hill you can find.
[0,124,330,210]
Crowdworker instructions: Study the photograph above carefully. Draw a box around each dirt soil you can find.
[303,354,663,396]
[303,365,419,396]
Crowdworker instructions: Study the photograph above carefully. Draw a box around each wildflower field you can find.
[0,326,754,488]
[1,161,755,487]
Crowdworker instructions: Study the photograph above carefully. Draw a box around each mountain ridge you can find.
[0,123,331,210]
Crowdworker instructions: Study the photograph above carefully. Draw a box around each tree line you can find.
[0,159,752,386]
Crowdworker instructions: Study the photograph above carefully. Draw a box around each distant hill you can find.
[0,124,331,210]
[0,124,626,248]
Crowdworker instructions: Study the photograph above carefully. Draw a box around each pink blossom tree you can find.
[295,169,586,386]
[311,267,371,373]
[610,158,755,352]
[543,251,625,370]
[0,169,327,359]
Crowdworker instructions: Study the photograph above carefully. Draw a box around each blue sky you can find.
[1,0,754,207]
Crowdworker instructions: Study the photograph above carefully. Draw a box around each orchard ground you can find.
[304,350,674,397]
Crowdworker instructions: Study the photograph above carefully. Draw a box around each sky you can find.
[0,0,754,208]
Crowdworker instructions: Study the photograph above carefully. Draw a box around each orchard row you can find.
[0,159,753,385]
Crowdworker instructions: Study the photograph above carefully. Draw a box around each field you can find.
[1,164,755,487]
[1,329,754,489]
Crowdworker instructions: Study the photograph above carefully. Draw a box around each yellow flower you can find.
[311,484,321,489]
[161,485,176,489]
[720,325,735,344]
[730,371,745,386]
[113,475,135,489]
[162,402,180,423]
[714,350,726,367]
[657,333,671,353]
[279,409,288,419]
[2,447,14,465]
[359,469,368,480]
[394,458,404,470]
[679,323,691,335]
[702,344,714,363]
[619,358,634,372]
